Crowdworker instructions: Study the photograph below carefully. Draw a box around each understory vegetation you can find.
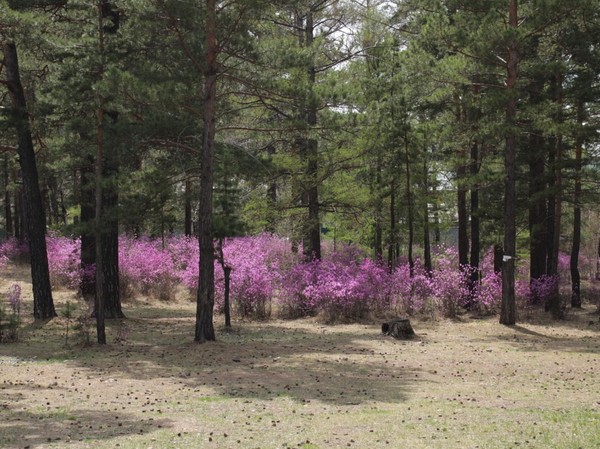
[0,273,598,449]
[3,234,598,326]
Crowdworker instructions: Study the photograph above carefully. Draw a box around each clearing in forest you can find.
[1,266,599,449]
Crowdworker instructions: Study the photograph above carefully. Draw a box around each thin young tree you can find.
[195,0,218,342]
[500,0,519,325]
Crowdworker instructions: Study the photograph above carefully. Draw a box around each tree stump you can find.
[382,318,415,339]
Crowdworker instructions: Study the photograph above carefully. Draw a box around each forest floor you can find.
[1,263,600,449]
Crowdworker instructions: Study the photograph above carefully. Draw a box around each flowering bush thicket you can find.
[0,238,26,262]
[279,248,394,322]
[164,235,198,290]
[529,274,559,306]
[214,235,294,319]
[119,236,179,301]
[391,264,432,314]
[46,235,82,289]
[473,271,502,314]
[5,231,591,320]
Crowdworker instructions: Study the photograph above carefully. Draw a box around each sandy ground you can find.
[1,264,599,449]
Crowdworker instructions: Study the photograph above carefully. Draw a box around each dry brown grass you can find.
[1,264,599,449]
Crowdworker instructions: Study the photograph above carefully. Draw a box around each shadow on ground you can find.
[0,391,172,449]
[2,304,418,409]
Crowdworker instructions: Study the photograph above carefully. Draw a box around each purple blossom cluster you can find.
[529,274,559,305]
[0,233,589,320]
[119,236,179,301]
[280,252,393,321]
[7,283,22,315]
[46,234,82,289]
[213,235,293,318]
[0,237,27,262]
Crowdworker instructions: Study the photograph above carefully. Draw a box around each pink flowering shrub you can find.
[279,245,394,322]
[279,260,320,318]
[7,283,22,315]
[164,235,199,292]
[1,283,22,342]
[46,235,82,289]
[473,271,502,314]
[119,236,178,301]
[528,274,559,306]
[425,246,470,317]
[30,230,593,320]
[215,235,294,319]
[391,263,432,315]
[431,264,471,318]
[0,237,27,261]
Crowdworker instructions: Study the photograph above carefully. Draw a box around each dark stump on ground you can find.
[382,318,415,339]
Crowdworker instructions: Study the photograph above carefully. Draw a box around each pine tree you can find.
[1,5,56,320]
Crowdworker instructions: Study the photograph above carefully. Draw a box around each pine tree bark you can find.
[388,179,397,271]
[301,8,321,262]
[2,41,56,320]
[3,154,13,236]
[374,153,383,261]
[528,132,547,283]
[95,0,123,324]
[94,0,109,344]
[101,171,123,319]
[469,85,481,294]
[14,187,23,240]
[469,139,480,286]
[79,156,96,300]
[500,0,518,326]
[195,0,218,343]
[184,177,192,236]
[546,74,564,319]
[95,108,106,343]
[404,132,414,277]
[456,100,469,269]
[423,159,432,274]
[570,99,583,308]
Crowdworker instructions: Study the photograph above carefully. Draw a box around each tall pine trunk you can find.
[388,179,397,271]
[301,9,321,262]
[101,166,123,319]
[469,139,480,295]
[195,0,218,343]
[3,41,56,320]
[500,0,518,326]
[570,99,584,308]
[546,74,564,319]
[14,186,23,240]
[374,153,383,261]
[404,132,414,277]
[80,155,96,300]
[184,177,192,236]
[423,158,432,274]
[456,103,469,270]
[528,132,547,284]
[469,85,481,295]
[3,154,13,236]
[94,0,109,344]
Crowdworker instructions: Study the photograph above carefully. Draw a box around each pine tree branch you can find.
[158,0,204,75]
